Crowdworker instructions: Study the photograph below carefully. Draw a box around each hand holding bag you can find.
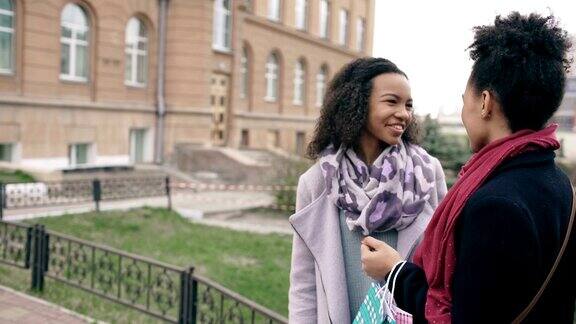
[353,261,413,324]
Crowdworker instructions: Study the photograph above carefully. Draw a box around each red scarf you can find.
[412,124,560,323]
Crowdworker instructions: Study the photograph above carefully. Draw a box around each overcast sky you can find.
[373,1,576,117]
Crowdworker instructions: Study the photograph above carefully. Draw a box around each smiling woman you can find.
[288,57,448,323]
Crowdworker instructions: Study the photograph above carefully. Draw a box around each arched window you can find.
[0,0,14,73]
[316,65,328,107]
[339,9,348,46]
[212,0,232,50]
[60,3,89,81]
[295,0,308,30]
[240,46,250,99]
[293,59,306,105]
[125,17,148,86]
[319,0,330,39]
[265,53,280,102]
[268,0,281,22]
[356,17,365,51]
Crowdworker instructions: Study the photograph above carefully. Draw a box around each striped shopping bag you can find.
[353,283,395,324]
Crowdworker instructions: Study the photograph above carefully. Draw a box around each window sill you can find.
[212,46,233,55]
[60,75,89,84]
[125,81,147,89]
[0,69,15,76]
[264,97,277,103]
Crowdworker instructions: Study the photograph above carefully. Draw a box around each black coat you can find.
[390,149,575,324]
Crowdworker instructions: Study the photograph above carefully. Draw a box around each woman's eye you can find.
[385,100,397,104]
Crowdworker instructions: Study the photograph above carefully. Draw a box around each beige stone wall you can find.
[0,0,158,104]
[0,0,375,170]
[0,103,155,163]
[164,0,212,109]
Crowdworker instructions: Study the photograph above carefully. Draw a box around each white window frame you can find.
[124,17,148,87]
[267,0,281,22]
[0,1,14,75]
[129,128,151,164]
[293,60,305,105]
[316,66,327,107]
[319,0,329,39]
[60,4,89,82]
[68,143,94,167]
[295,0,308,31]
[339,9,348,46]
[356,17,365,52]
[212,0,232,51]
[240,47,249,99]
[264,53,279,102]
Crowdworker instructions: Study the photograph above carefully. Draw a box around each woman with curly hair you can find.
[360,12,575,323]
[288,57,448,323]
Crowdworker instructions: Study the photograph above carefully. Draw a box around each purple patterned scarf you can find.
[320,140,437,235]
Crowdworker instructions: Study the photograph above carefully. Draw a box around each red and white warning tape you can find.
[172,183,297,192]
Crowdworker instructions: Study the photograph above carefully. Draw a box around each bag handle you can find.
[512,183,576,323]
[389,261,407,306]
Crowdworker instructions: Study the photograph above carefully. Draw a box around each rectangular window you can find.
[0,143,13,162]
[296,132,306,155]
[241,129,249,147]
[130,129,148,164]
[0,3,14,73]
[0,27,13,73]
[212,0,232,51]
[69,143,92,167]
[339,9,348,46]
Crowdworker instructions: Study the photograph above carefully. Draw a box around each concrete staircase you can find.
[171,144,293,184]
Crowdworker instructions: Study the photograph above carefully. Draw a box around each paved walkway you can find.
[0,285,95,323]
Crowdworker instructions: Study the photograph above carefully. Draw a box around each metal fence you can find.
[0,176,172,219]
[0,177,298,220]
[0,219,288,323]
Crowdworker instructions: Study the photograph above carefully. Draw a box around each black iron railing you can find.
[0,219,287,323]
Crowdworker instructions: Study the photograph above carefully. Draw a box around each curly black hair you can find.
[307,57,420,159]
[468,12,573,132]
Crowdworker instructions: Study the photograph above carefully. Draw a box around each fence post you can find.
[178,266,195,324]
[165,176,172,210]
[24,227,33,269]
[0,182,5,220]
[92,179,102,212]
[31,224,47,292]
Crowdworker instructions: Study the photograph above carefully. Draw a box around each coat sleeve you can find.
[387,262,429,324]
[289,176,318,323]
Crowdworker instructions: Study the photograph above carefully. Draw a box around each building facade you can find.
[0,0,374,172]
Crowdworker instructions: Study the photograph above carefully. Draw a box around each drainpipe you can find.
[154,0,169,164]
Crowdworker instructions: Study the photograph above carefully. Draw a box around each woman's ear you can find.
[481,90,494,119]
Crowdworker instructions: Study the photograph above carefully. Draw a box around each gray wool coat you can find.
[288,159,447,324]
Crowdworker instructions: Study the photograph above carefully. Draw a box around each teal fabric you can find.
[339,209,398,319]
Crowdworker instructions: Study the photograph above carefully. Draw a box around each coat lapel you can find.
[289,193,350,323]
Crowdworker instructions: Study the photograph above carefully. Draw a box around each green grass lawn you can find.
[0,207,292,322]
